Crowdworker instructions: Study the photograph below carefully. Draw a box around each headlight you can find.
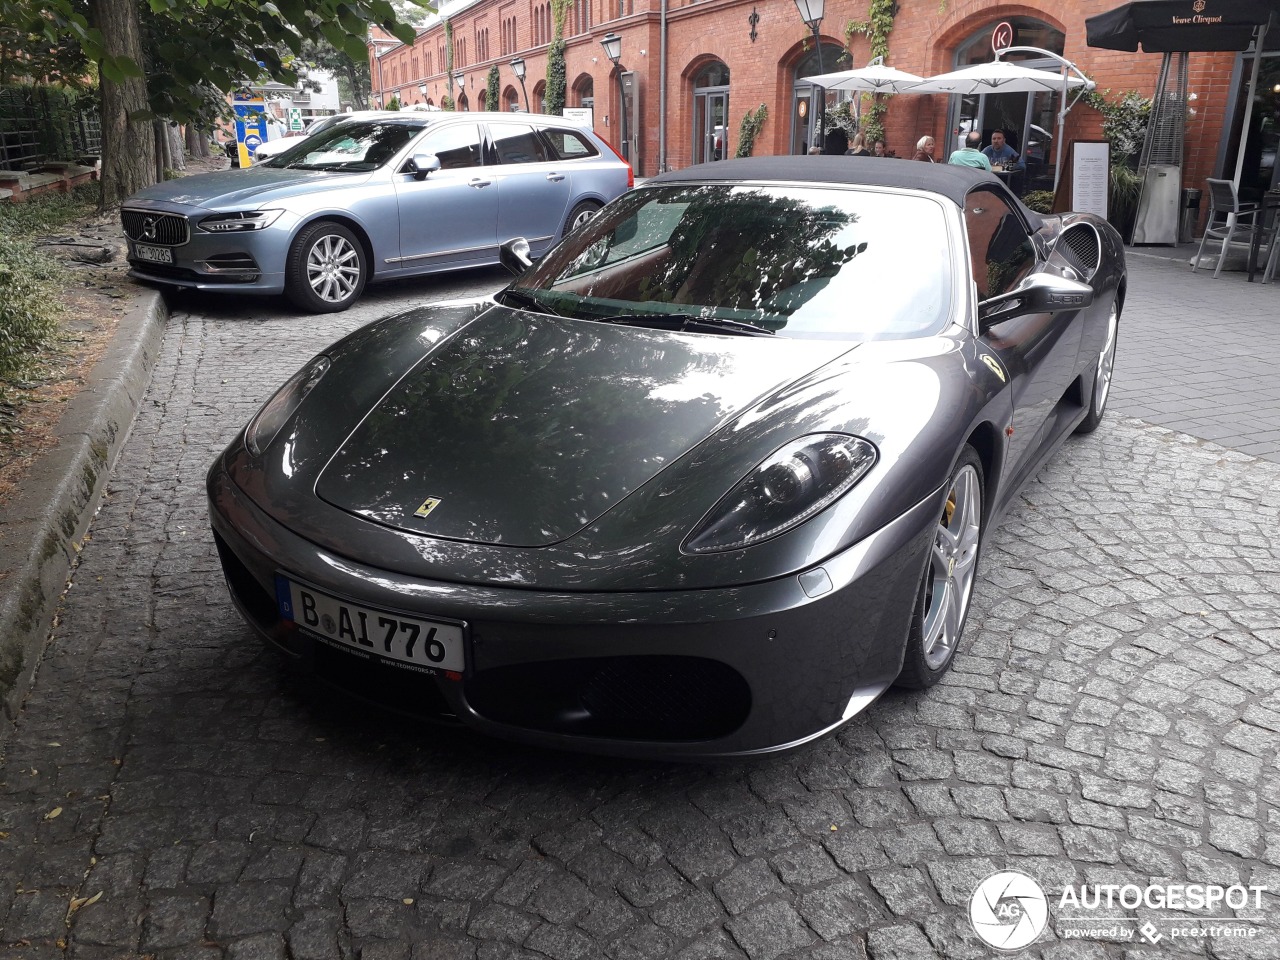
[198,209,284,233]
[245,355,331,456]
[683,434,878,554]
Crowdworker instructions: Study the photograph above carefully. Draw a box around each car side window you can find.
[964,188,1036,300]
[540,128,599,161]
[491,124,552,164]
[418,124,482,170]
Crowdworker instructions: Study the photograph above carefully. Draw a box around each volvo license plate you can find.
[132,242,173,264]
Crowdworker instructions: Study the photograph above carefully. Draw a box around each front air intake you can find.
[467,655,752,741]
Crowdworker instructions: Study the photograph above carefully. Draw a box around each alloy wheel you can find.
[306,234,362,304]
[1094,299,1119,413]
[921,463,982,670]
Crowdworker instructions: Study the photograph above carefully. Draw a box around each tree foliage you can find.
[300,37,370,110]
[0,0,428,203]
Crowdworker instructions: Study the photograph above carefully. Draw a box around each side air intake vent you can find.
[1058,224,1101,280]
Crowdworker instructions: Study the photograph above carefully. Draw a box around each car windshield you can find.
[265,119,428,171]
[510,183,954,340]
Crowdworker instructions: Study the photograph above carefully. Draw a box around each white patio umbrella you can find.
[908,60,1090,94]
[804,61,924,94]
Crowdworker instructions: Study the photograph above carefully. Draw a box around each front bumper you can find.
[123,208,294,295]
[207,456,939,759]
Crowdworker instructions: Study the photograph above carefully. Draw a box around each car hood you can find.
[125,165,365,209]
[314,308,854,547]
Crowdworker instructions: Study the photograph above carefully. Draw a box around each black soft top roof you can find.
[649,155,1044,230]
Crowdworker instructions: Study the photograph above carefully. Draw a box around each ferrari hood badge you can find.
[414,497,442,519]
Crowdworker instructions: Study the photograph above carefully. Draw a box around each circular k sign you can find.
[992,21,1014,53]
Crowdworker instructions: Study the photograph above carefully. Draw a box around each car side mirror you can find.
[499,237,533,276]
[409,153,441,179]
[978,272,1094,326]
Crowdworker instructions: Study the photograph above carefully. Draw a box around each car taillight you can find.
[601,138,634,188]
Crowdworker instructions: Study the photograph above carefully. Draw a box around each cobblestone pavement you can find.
[1,257,1278,959]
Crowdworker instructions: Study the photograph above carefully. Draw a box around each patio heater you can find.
[1131,52,1189,244]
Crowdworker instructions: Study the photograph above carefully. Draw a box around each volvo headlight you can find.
[198,209,284,232]
[245,356,331,456]
[683,434,878,554]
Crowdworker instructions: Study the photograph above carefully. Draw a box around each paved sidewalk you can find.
[1111,244,1280,462]
[0,250,1277,960]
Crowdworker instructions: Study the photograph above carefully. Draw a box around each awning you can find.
[1085,0,1280,53]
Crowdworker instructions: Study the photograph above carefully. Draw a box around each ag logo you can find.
[1193,0,1206,11]
[414,496,442,519]
[141,217,157,240]
[969,871,1048,951]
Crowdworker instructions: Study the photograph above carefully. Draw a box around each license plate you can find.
[132,242,173,264]
[276,576,465,674]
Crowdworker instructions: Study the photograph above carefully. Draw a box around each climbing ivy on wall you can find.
[735,103,768,158]
[545,0,572,115]
[844,0,896,143]
[443,19,455,110]
[487,65,500,111]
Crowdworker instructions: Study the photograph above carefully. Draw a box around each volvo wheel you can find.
[285,221,368,313]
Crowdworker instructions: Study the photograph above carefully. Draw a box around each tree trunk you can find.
[168,124,185,171]
[344,64,367,110]
[154,119,168,180]
[91,0,155,209]
[185,125,211,159]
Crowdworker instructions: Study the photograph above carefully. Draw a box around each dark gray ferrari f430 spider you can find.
[208,156,1124,758]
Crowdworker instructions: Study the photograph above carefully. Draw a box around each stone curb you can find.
[0,289,168,741]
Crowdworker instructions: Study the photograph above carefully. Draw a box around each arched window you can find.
[946,17,1066,195]
[790,42,845,156]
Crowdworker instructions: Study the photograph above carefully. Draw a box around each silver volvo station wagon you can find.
[121,112,632,312]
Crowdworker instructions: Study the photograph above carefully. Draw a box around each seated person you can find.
[982,129,1023,170]
[948,130,992,170]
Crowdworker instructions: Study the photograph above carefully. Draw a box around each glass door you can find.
[694,89,729,163]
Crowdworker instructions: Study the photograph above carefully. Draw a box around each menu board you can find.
[1072,141,1110,220]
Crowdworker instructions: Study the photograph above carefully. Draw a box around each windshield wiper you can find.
[497,288,564,317]
[593,313,775,336]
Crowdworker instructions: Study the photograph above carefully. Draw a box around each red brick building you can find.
[368,0,1278,205]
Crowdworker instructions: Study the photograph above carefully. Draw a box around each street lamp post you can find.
[792,0,826,152]
[455,72,466,109]
[418,82,427,105]
[600,32,628,161]
[510,58,530,112]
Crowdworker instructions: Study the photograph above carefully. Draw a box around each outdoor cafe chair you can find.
[1191,178,1271,279]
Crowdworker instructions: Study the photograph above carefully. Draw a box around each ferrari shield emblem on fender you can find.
[980,354,1008,382]
[414,497,442,519]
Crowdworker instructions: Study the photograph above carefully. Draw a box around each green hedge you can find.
[0,235,60,383]
[0,184,97,404]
